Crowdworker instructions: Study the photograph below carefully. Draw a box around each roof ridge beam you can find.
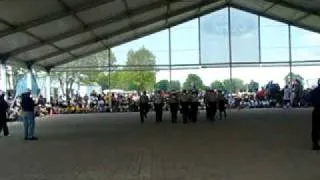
[0,0,117,38]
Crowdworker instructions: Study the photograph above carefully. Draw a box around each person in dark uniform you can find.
[217,90,227,120]
[311,79,320,150]
[139,91,149,124]
[154,90,164,123]
[0,91,9,136]
[190,90,199,123]
[169,90,179,123]
[187,90,194,120]
[207,90,217,121]
[180,90,189,124]
[204,89,210,120]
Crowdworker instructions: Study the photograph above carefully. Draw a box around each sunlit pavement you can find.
[1,109,320,180]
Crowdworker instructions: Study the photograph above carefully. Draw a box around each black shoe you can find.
[24,137,29,140]
[29,137,39,141]
[312,145,320,151]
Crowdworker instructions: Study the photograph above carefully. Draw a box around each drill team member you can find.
[190,90,200,123]
[139,91,149,124]
[204,89,210,120]
[154,90,164,123]
[311,79,320,150]
[180,90,189,124]
[169,90,179,123]
[207,89,217,121]
[217,90,227,120]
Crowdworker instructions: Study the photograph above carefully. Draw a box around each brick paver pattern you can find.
[1,109,320,180]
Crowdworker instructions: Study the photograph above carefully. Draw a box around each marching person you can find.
[139,91,149,124]
[207,90,217,121]
[190,90,200,123]
[204,89,210,120]
[0,91,9,137]
[217,90,227,120]
[154,90,164,123]
[180,90,189,124]
[311,79,320,150]
[21,90,38,140]
[169,90,179,123]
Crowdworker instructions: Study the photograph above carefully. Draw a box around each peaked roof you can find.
[0,0,319,70]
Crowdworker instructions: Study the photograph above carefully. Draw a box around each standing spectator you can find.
[21,90,38,141]
[0,91,9,136]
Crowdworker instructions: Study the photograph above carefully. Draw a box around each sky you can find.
[108,8,320,89]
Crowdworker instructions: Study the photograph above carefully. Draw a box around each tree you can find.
[123,47,156,91]
[210,80,224,90]
[285,72,304,85]
[169,80,181,91]
[50,50,117,95]
[247,80,259,92]
[223,78,245,93]
[183,74,204,90]
[156,80,170,92]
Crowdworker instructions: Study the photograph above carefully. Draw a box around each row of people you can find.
[138,89,228,124]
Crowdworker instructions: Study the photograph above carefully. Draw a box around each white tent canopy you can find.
[0,0,319,69]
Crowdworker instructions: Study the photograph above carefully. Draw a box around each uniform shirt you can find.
[208,93,217,103]
[204,93,210,104]
[180,93,188,103]
[139,95,149,104]
[154,94,164,104]
[191,94,199,103]
[169,94,179,104]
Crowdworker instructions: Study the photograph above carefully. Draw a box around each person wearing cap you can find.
[139,91,149,124]
[154,90,164,123]
[207,89,218,121]
[217,90,227,120]
[21,90,38,140]
[180,90,189,124]
[204,89,210,120]
[169,90,179,123]
[310,79,320,150]
[190,90,200,123]
[0,91,9,136]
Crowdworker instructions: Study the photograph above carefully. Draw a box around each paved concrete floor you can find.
[1,109,319,180]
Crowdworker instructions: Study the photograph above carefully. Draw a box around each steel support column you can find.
[45,71,51,103]
[0,53,9,93]
[258,16,262,63]
[108,48,111,92]
[228,7,233,90]
[0,63,7,92]
[288,25,293,85]
[198,17,201,65]
[169,28,172,83]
